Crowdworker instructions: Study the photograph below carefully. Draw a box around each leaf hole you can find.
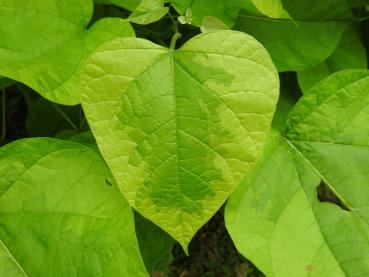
[316,181,349,211]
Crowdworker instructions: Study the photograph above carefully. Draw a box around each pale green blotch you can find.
[81,31,279,251]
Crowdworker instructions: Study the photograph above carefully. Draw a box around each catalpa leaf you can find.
[297,27,367,92]
[225,69,369,276]
[235,0,353,71]
[81,31,279,250]
[0,0,134,105]
[0,138,147,276]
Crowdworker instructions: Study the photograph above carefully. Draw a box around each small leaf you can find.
[200,16,230,33]
[81,31,279,250]
[178,7,193,24]
[0,138,147,276]
[226,69,369,276]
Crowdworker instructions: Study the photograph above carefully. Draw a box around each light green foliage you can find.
[126,0,169,24]
[235,0,352,71]
[251,0,286,18]
[81,30,279,250]
[172,0,353,71]
[225,70,369,276]
[0,0,134,105]
[0,138,147,276]
[298,27,367,92]
[200,16,230,33]
[95,0,168,24]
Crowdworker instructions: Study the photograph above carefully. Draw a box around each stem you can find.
[52,103,78,131]
[168,11,176,24]
[170,32,182,50]
[1,89,6,141]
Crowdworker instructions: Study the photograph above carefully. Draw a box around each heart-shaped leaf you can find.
[0,0,134,105]
[0,138,147,276]
[81,31,279,250]
[225,69,369,276]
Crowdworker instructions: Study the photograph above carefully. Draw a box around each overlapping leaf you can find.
[234,0,353,71]
[0,0,134,105]
[0,138,147,276]
[81,31,279,250]
[225,69,369,276]
[96,0,169,24]
[251,0,286,18]
[297,27,367,92]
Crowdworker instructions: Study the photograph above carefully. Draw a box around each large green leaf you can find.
[225,69,369,276]
[0,138,147,276]
[297,27,367,92]
[235,0,353,71]
[0,0,134,105]
[81,31,279,250]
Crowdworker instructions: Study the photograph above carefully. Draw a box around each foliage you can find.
[0,0,369,276]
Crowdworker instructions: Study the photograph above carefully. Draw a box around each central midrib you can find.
[168,51,186,244]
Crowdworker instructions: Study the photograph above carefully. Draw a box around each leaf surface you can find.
[0,138,147,276]
[135,213,174,273]
[234,0,352,71]
[297,27,367,92]
[81,30,279,250]
[251,0,286,18]
[0,0,134,105]
[225,69,369,276]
